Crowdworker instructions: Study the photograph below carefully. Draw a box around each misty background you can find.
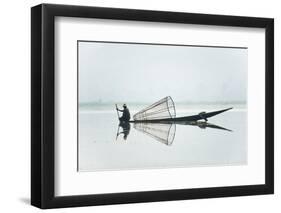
[78,41,247,105]
[78,41,248,171]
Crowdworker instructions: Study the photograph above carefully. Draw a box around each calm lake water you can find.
[78,104,247,172]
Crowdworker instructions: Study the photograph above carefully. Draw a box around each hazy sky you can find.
[78,41,247,104]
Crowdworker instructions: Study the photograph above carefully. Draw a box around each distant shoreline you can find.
[79,102,247,106]
[79,103,247,114]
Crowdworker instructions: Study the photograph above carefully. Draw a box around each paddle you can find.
[115,104,120,120]
[115,104,120,140]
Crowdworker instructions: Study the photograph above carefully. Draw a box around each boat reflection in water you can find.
[117,121,231,146]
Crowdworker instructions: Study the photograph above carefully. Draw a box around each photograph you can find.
[78,41,248,172]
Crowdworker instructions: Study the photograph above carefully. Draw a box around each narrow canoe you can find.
[129,107,232,123]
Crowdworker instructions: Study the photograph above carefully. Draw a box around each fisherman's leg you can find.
[199,112,207,122]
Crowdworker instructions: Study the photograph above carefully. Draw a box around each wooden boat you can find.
[130,107,232,123]
[125,96,232,123]
[116,97,232,144]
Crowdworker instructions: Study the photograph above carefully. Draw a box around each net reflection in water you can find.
[134,122,176,146]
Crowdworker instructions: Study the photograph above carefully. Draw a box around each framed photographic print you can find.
[31,4,274,209]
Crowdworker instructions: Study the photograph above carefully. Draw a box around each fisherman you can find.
[116,104,131,122]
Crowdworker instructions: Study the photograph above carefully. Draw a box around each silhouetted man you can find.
[117,104,131,122]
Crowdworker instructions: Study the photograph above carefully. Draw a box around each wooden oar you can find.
[115,104,120,140]
[115,104,120,120]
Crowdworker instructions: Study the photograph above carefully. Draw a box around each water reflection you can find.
[116,121,231,145]
[116,122,131,140]
[173,121,232,132]
[134,122,176,146]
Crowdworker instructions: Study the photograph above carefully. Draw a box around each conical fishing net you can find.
[133,96,176,121]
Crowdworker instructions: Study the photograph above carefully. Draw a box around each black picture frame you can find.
[31,3,274,209]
